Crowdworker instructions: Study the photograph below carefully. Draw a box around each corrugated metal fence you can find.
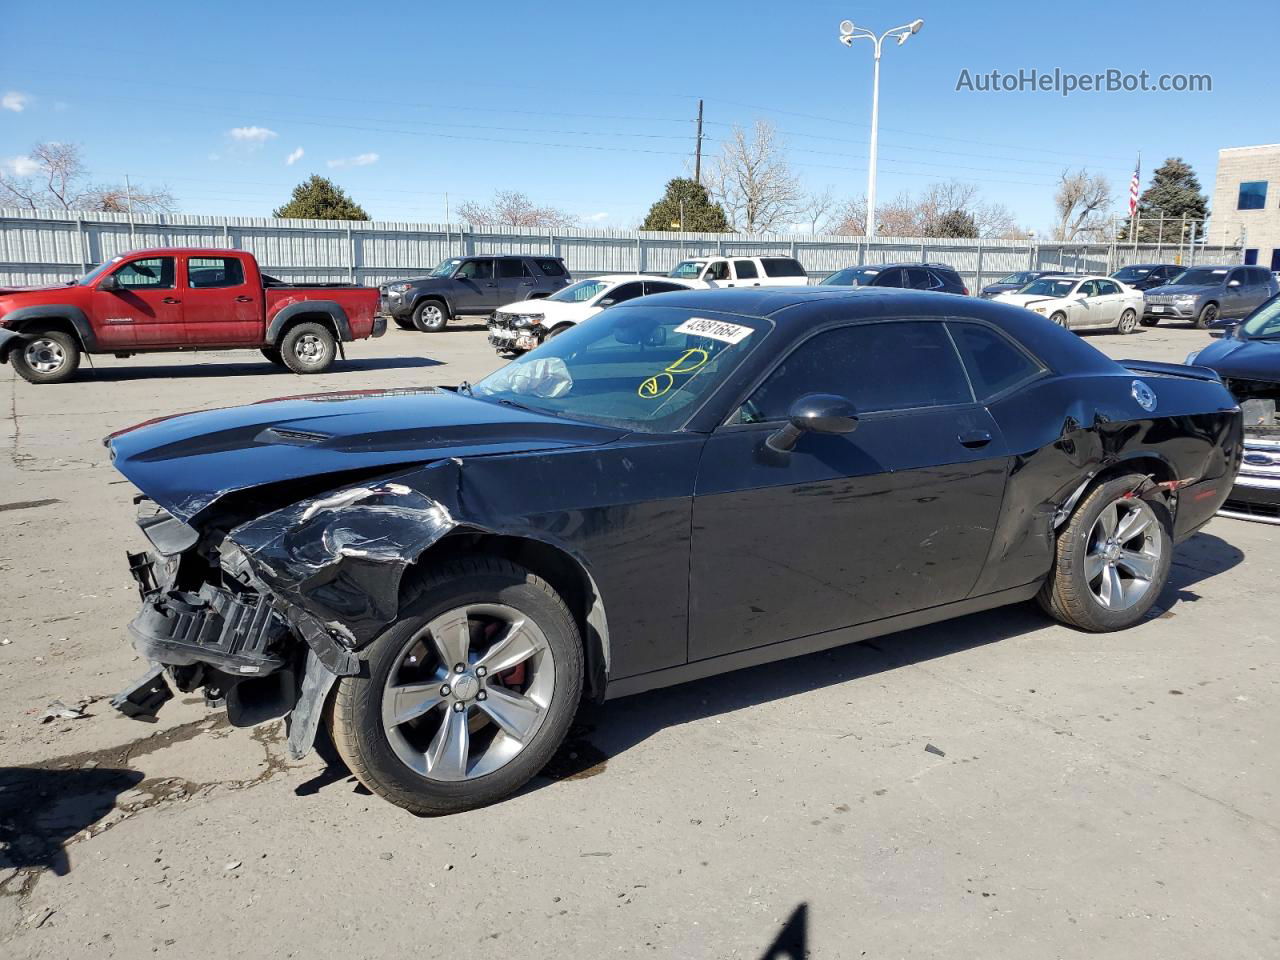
[0,208,1245,291]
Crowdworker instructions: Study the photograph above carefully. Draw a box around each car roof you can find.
[835,262,958,271]
[589,274,697,285]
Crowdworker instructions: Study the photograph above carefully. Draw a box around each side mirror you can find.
[766,393,859,453]
[599,298,615,306]
[1228,279,1241,287]
[98,274,121,292]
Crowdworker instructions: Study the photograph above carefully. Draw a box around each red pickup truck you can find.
[0,248,383,383]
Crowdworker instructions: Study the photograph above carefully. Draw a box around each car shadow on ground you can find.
[0,767,144,878]
[535,529,1244,787]
[72,356,443,383]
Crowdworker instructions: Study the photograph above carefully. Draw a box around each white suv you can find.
[667,256,807,288]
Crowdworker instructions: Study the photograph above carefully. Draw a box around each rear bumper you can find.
[371,315,387,338]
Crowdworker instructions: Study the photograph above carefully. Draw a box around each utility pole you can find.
[444,192,450,224]
[694,99,704,184]
[124,173,136,243]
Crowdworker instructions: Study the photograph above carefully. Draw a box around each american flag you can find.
[1128,157,1141,216]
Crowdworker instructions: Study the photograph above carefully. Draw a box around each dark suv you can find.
[820,262,968,295]
[379,256,572,332]
[1111,263,1182,292]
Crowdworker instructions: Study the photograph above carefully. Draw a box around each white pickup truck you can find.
[667,255,808,288]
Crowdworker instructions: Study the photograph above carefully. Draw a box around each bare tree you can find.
[1053,169,1112,241]
[83,184,177,214]
[456,190,577,228]
[826,180,1028,240]
[0,141,89,209]
[705,120,804,234]
[797,187,836,234]
[826,196,866,236]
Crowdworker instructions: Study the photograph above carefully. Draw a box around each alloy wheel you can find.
[1085,498,1161,611]
[1118,309,1137,334]
[381,603,556,781]
[23,338,67,374]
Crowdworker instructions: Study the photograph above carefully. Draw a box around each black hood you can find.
[106,387,625,522]
[1194,336,1280,383]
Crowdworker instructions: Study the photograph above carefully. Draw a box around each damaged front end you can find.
[113,464,464,758]
[1220,381,1280,524]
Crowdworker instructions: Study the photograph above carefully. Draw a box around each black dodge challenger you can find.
[106,287,1243,813]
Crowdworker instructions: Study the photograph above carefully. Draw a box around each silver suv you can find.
[1143,265,1278,328]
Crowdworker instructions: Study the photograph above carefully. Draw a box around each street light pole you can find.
[838,17,924,239]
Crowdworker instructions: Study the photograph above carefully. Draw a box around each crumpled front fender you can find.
[227,459,466,651]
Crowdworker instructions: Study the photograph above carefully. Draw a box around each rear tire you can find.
[327,557,583,815]
[1116,308,1138,334]
[11,330,81,384]
[1038,474,1172,632]
[412,300,450,333]
[279,322,336,374]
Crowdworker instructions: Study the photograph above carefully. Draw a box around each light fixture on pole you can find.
[837,17,924,238]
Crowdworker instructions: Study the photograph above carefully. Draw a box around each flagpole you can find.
[1129,151,1141,244]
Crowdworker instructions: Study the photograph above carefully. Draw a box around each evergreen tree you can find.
[1122,157,1208,242]
[929,208,978,239]
[640,178,729,232]
[273,175,370,220]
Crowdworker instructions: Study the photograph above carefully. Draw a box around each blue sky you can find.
[1,0,1274,231]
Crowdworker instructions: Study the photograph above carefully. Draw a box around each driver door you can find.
[88,255,183,348]
[688,320,1009,660]
[453,258,498,312]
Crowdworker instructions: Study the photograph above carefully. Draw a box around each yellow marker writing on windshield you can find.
[664,348,709,374]
[637,372,675,398]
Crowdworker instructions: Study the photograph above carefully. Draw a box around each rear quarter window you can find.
[535,259,566,277]
[760,258,807,278]
[947,321,1044,400]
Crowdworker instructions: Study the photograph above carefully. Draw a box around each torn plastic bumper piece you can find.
[110,662,174,722]
[126,575,292,676]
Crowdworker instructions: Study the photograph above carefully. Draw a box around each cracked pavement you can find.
[2,324,1278,958]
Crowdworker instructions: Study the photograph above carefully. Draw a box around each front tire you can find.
[1116,308,1138,334]
[328,557,583,815]
[1038,474,1172,632]
[412,300,450,333]
[392,316,415,331]
[11,330,81,384]
[1195,303,1219,329]
[1049,311,1068,328]
[260,346,285,367]
[279,322,336,374]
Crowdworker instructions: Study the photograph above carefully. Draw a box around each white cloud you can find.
[2,91,30,113]
[327,152,379,168]
[285,147,304,166]
[584,211,609,222]
[3,155,40,176]
[228,125,278,145]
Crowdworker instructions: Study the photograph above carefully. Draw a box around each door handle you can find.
[235,295,253,302]
[958,430,993,448]
[162,297,181,304]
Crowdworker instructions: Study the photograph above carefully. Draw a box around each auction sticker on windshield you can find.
[674,317,753,344]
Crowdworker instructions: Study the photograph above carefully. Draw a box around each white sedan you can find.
[487,274,700,354]
[994,274,1144,334]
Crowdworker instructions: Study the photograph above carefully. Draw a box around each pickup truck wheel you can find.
[280,322,336,374]
[260,346,285,367]
[327,557,583,815]
[412,300,449,333]
[12,330,81,384]
[1038,474,1172,632]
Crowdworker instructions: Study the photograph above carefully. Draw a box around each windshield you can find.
[471,306,764,432]
[1019,277,1078,298]
[77,259,122,286]
[1241,296,1280,338]
[1170,268,1228,286]
[430,259,463,278]
[1112,267,1151,281]
[996,272,1034,285]
[668,260,706,279]
[547,279,608,303]
[820,268,878,286]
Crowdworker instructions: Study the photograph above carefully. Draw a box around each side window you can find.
[1096,279,1121,295]
[1079,280,1098,297]
[903,266,934,290]
[873,268,906,288]
[705,261,731,281]
[187,256,245,289]
[1227,268,1247,286]
[496,259,525,279]
[948,322,1043,401]
[1251,267,1271,286]
[739,321,972,422]
[534,259,566,277]
[927,269,954,290]
[113,257,175,290]
[456,259,494,280]
[604,282,644,304]
[643,281,685,295]
[733,259,759,279]
[760,258,807,278]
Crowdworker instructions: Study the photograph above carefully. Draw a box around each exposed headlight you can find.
[1184,350,1201,366]
[513,314,543,327]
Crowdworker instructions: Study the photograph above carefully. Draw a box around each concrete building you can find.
[1208,144,1280,271]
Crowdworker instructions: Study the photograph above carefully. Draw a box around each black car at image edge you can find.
[105,286,1242,814]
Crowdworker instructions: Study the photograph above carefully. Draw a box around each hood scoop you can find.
[256,426,331,447]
